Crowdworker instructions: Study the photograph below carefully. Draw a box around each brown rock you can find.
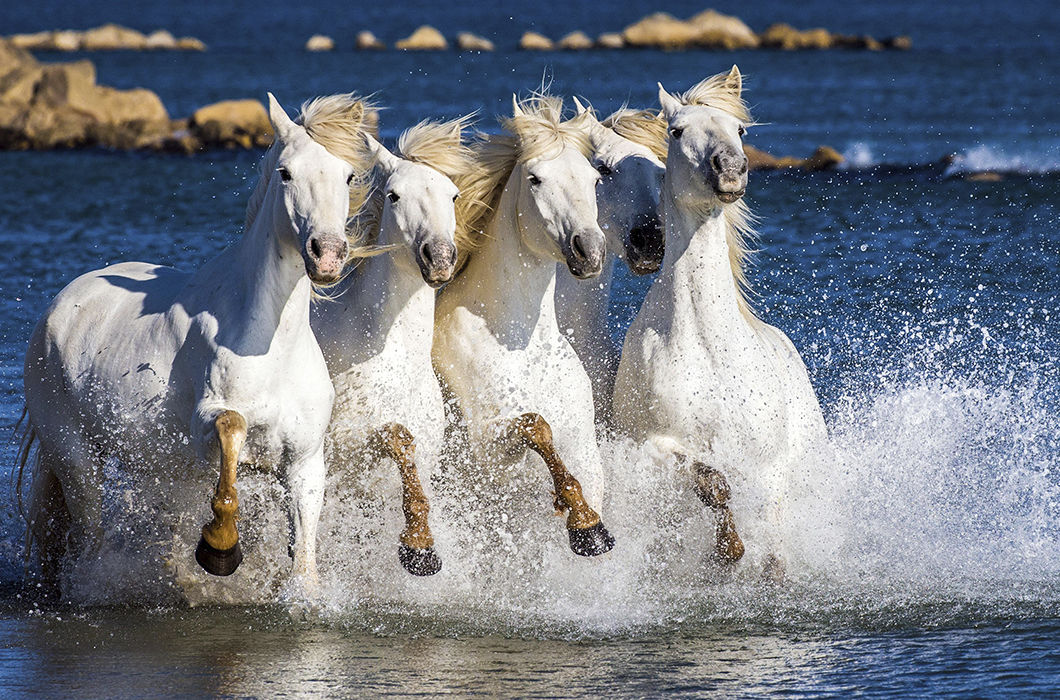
[457,32,494,51]
[305,34,335,51]
[966,172,1002,182]
[80,24,148,51]
[760,23,835,50]
[558,31,594,50]
[145,30,178,50]
[51,31,82,52]
[884,35,913,50]
[801,145,844,171]
[356,30,386,50]
[519,31,554,50]
[176,37,207,51]
[596,32,625,49]
[396,25,448,50]
[190,98,272,149]
[622,13,700,48]
[686,9,759,49]
[9,32,55,51]
[744,144,780,170]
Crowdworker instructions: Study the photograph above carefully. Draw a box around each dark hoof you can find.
[568,522,615,557]
[398,544,442,576]
[195,536,243,576]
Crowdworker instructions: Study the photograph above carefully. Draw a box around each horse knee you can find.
[514,412,552,446]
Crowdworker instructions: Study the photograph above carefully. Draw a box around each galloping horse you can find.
[19,94,358,595]
[613,67,827,568]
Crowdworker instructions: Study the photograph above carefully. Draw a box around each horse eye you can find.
[669,127,683,139]
[452,192,460,202]
[278,167,292,182]
[387,191,400,203]
[528,174,541,186]
[346,173,354,186]
[596,163,613,177]
[738,125,746,137]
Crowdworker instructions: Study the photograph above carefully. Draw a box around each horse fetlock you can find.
[692,462,732,509]
[714,507,745,563]
[378,422,415,458]
[557,478,601,530]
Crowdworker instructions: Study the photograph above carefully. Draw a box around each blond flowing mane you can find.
[602,108,669,162]
[455,94,595,262]
[663,69,759,320]
[243,93,379,233]
[347,115,481,259]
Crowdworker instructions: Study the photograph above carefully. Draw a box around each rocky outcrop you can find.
[558,31,594,50]
[685,10,759,49]
[396,26,448,50]
[596,32,625,49]
[356,31,386,50]
[6,24,206,51]
[305,34,335,51]
[744,144,845,171]
[621,10,757,49]
[759,23,908,51]
[457,32,494,51]
[0,40,171,149]
[519,31,554,50]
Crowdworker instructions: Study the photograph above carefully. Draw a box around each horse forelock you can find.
[677,71,753,124]
[603,108,669,163]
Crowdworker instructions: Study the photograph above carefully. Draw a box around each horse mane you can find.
[664,70,759,321]
[243,93,379,234]
[602,108,669,163]
[455,93,594,264]
[348,115,481,258]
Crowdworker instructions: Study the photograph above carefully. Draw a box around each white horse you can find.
[555,99,666,424]
[19,94,358,595]
[312,116,476,577]
[612,67,827,567]
[433,94,615,557]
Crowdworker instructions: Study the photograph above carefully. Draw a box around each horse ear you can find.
[266,92,298,142]
[363,133,400,173]
[657,83,681,121]
[511,94,524,118]
[572,96,588,116]
[725,65,743,96]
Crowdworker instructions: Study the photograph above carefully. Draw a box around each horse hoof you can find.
[398,544,442,576]
[568,522,615,557]
[195,536,243,576]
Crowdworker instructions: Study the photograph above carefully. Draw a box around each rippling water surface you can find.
[1,0,1059,695]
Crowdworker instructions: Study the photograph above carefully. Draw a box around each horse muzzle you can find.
[565,229,606,280]
[625,216,664,275]
[417,240,457,289]
[304,234,348,284]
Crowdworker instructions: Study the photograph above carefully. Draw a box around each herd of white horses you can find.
[17,65,826,598]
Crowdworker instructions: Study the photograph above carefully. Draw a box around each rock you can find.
[356,31,386,50]
[884,35,913,50]
[9,30,81,52]
[966,172,1002,182]
[558,31,594,50]
[176,37,207,51]
[51,31,82,52]
[145,30,178,50]
[80,24,148,51]
[686,9,759,49]
[519,31,554,50]
[305,34,334,51]
[190,98,272,149]
[396,25,448,50]
[801,145,844,171]
[759,24,834,50]
[596,32,625,49]
[456,32,494,51]
[622,13,700,48]
[744,144,781,171]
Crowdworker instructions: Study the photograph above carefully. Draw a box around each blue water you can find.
[1,0,1059,696]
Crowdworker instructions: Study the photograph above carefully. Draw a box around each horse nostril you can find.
[420,243,434,265]
[572,234,587,260]
[630,228,647,250]
[711,154,723,173]
[310,237,323,259]
[740,157,748,174]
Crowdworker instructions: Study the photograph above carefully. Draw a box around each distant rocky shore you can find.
[306,9,910,52]
[4,23,206,52]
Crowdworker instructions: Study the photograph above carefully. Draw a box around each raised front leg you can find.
[196,410,247,576]
[371,423,441,577]
[504,413,615,557]
[691,461,745,564]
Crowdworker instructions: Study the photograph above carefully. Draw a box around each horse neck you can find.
[318,231,435,369]
[219,191,313,352]
[450,180,559,344]
[557,254,615,338]
[657,178,748,333]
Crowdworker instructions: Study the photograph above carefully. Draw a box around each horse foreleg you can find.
[196,410,247,576]
[286,446,325,594]
[504,413,615,557]
[372,424,441,577]
[691,461,745,564]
